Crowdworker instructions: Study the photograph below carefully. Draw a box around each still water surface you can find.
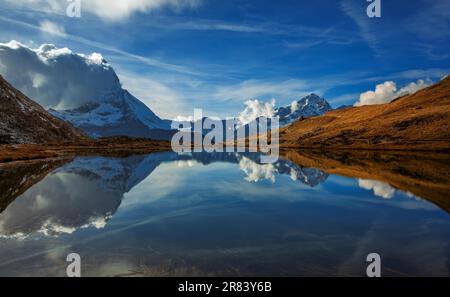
[0,152,449,276]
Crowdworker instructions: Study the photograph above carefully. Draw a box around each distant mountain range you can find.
[174,93,334,142]
[0,75,87,144]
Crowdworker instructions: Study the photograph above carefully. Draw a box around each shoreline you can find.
[0,138,172,164]
[1,141,449,164]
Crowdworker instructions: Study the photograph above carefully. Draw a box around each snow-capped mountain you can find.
[275,94,332,126]
[0,41,173,140]
[49,88,174,140]
[176,94,333,141]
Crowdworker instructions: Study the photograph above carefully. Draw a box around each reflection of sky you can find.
[0,171,119,239]
[0,153,449,277]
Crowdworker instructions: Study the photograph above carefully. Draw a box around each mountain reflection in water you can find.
[0,151,449,277]
[0,152,328,239]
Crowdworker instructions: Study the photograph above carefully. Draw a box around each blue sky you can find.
[0,0,449,119]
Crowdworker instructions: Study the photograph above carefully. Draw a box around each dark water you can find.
[0,151,449,277]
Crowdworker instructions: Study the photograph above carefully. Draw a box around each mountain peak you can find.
[276,94,332,126]
[305,93,321,98]
[0,41,173,140]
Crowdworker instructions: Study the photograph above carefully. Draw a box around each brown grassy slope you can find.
[280,76,450,150]
[282,150,450,213]
[0,74,88,144]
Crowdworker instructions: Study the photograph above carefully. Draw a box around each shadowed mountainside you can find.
[282,150,450,213]
[280,77,450,151]
[0,75,87,144]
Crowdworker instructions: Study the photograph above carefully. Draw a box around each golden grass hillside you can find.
[280,77,450,151]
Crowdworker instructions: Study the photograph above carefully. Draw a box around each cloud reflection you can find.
[0,152,328,239]
[358,179,396,199]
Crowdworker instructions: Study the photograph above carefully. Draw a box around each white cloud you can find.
[397,79,432,97]
[358,179,395,199]
[355,81,398,107]
[5,0,202,22]
[358,179,396,199]
[0,41,120,109]
[0,15,199,75]
[238,99,276,126]
[239,157,276,183]
[173,115,194,122]
[354,79,432,106]
[39,20,66,36]
[290,100,299,112]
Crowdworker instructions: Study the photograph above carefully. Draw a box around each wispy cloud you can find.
[341,0,450,61]
[213,79,317,102]
[39,20,66,36]
[328,93,360,106]
[118,71,188,119]
[0,15,201,75]
[341,0,383,57]
[403,0,450,40]
[4,0,203,22]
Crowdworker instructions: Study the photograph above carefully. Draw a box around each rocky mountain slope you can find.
[0,75,87,144]
[280,77,450,151]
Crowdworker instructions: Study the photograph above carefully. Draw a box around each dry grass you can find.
[280,77,450,151]
[0,137,171,163]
